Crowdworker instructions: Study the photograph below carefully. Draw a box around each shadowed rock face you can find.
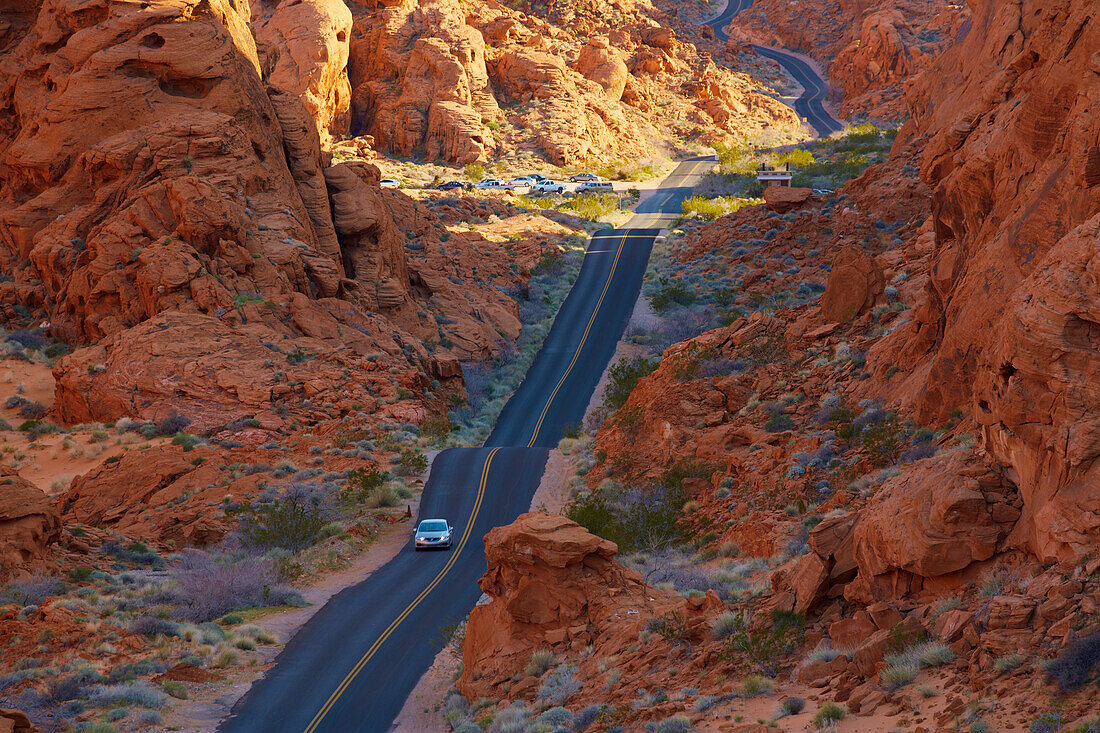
[875,0,1100,562]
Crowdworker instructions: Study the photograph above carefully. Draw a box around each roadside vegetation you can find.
[698,123,898,198]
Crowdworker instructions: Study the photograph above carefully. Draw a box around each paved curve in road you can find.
[218,157,715,733]
[704,0,844,136]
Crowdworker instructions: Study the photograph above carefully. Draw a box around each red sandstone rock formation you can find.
[871,0,1100,562]
[731,0,965,120]
[0,467,61,581]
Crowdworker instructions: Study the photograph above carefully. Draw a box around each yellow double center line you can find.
[525,232,630,447]
[303,447,501,733]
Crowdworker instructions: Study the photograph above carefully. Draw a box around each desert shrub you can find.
[722,610,805,675]
[0,573,67,606]
[561,192,618,221]
[807,644,844,663]
[647,611,692,645]
[139,711,163,725]
[394,448,428,476]
[526,649,555,677]
[880,663,918,690]
[711,612,739,640]
[88,681,166,708]
[538,664,581,705]
[1046,631,1100,692]
[681,195,759,222]
[1030,712,1064,733]
[129,616,180,638]
[161,680,188,699]
[566,475,687,553]
[995,653,1025,673]
[778,697,806,716]
[655,715,691,733]
[101,540,162,567]
[536,706,573,728]
[602,356,658,414]
[573,704,604,730]
[167,550,303,622]
[108,661,160,684]
[238,492,327,552]
[17,400,46,419]
[742,674,773,696]
[763,412,794,433]
[649,277,696,313]
[812,702,846,727]
[153,412,192,437]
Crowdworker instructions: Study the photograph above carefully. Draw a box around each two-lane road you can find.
[704,0,843,136]
[218,158,714,733]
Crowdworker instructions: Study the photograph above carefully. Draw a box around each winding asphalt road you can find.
[217,158,714,733]
[704,0,844,136]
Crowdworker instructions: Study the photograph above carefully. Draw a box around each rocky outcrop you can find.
[348,0,496,164]
[459,513,673,697]
[873,0,1100,562]
[819,244,884,322]
[0,709,35,733]
[731,0,965,120]
[575,38,629,101]
[252,0,353,146]
[763,185,812,214]
[974,214,1100,563]
[0,468,61,581]
[0,0,344,342]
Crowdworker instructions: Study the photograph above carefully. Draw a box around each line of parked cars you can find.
[429,172,612,194]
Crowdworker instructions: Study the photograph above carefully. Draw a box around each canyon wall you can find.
[875,0,1100,563]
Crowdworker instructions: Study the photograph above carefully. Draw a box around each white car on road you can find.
[379,179,400,189]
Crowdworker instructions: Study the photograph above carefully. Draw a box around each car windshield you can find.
[419,520,448,532]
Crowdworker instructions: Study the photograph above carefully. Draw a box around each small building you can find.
[756,162,793,187]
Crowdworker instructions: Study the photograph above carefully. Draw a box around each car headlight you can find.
[416,537,427,541]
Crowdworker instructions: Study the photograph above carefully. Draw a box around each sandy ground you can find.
[0,357,171,495]
[391,289,659,731]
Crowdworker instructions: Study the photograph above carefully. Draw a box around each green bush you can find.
[238,496,327,552]
[812,702,846,727]
[561,192,619,221]
[680,195,760,222]
[565,472,687,553]
[722,610,805,675]
[395,448,428,476]
[601,356,658,413]
[648,277,696,313]
[161,680,188,700]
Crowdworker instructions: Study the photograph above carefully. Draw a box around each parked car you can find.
[474,179,506,189]
[528,174,549,182]
[531,180,565,194]
[413,518,453,550]
[576,180,614,193]
[379,179,400,189]
[437,181,471,191]
[569,172,599,183]
[507,176,536,187]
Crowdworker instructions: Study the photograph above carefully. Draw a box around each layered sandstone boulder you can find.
[0,468,61,581]
[819,244,884,322]
[763,186,812,214]
[575,38,629,101]
[460,513,673,696]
